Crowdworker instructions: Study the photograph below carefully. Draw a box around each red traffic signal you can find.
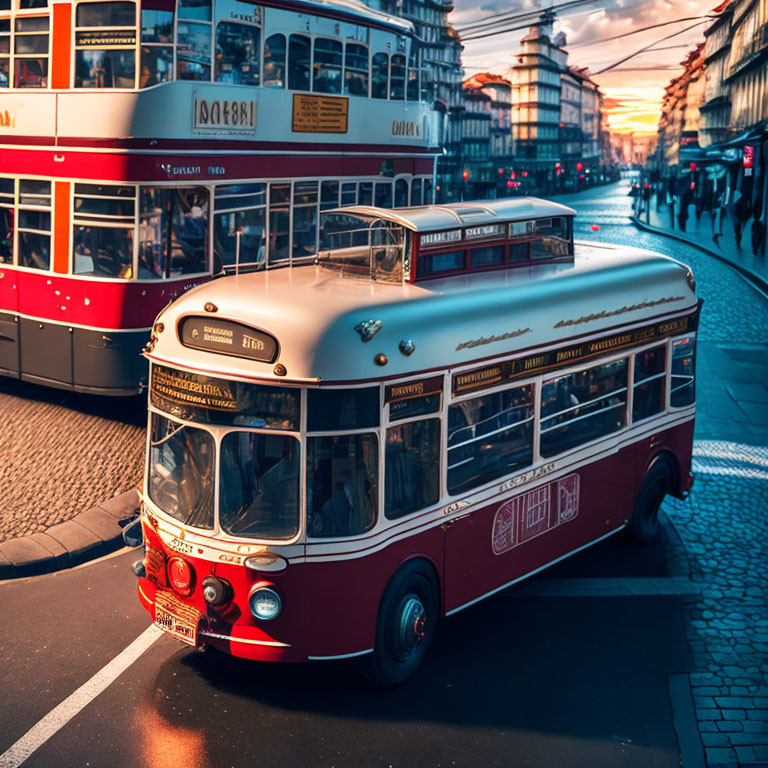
[462,169,470,181]
[576,162,583,172]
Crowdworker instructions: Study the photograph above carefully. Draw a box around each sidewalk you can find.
[632,193,768,294]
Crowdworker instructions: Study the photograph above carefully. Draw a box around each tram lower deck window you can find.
[448,385,534,495]
[219,431,299,539]
[148,413,215,530]
[307,433,378,538]
[419,249,464,276]
[385,419,440,519]
[540,360,628,458]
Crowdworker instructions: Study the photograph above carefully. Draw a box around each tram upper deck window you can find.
[371,51,387,98]
[73,184,135,277]
[178,0,210,22]
[389,53,404,99]
[219,432,300,539]
[140,9,172,86]
[288,33,309,90]
[407,48,418,100]
[177,19,210,80]
[313,37,342,94]
[215,21,259,86]
[344,42,368,95]
[13,16,48,87]
[1,20,9,87]
[263,33,285,87]
[75,2,136,88]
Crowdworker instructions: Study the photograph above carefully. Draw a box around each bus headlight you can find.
[248,585,282,621]
[244,553,288,573]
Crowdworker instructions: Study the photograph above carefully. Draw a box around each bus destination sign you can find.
[179,317,278,363]
[453,314,694,395]
[151,366,239,412]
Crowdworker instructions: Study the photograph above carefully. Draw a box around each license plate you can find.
[154,591,201,647]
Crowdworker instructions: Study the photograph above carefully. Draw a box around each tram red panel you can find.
[0,269,19,314]
[15,270,208,329]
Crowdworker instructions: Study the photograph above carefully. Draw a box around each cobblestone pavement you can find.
[0,378,145,544]
[562,182,768,768]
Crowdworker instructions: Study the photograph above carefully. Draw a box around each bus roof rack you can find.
[324,197,577,233]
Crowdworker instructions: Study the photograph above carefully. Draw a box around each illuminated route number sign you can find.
[179,317,278,363]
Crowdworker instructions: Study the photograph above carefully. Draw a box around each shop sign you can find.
[292,94,348,133]
[75,30,136,46]
[193,96,257,134]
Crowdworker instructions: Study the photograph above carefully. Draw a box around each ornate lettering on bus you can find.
[194,98,257,133]
[492,473,580,555]
[168,537,194,556]
[499,462,555,492]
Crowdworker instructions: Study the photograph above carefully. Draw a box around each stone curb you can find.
[0,489,140,580]
[630,215,768,298]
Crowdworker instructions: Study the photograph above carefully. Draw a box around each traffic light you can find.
[576,162,583,172]
[462,169,470,181]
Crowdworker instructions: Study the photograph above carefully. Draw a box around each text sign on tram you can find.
[292,94,349,134]
[179,317,278,363]
[453,315,694,395]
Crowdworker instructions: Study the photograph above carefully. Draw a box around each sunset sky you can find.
[450,0,716,134]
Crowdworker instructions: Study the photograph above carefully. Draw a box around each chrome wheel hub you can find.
[397,594,426,659]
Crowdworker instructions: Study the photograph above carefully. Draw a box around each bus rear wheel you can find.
[629,462,671,544]
[360,561,438,687]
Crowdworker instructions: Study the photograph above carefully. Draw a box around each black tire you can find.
[629,461,672,544]
[359,561,438,687]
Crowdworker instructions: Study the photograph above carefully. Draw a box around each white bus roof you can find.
[148,241,697,385]
[290,0,414,35]
[326,198,577,233]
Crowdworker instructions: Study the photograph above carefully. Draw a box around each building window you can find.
[213,183,266,271]
[140,9,173,87]
[344,41,367,96]
[371,51,387,99]
[13,15,48,88]
[17,179,51,270]
[73,183,135,277]
[75,2,136,88]
[312,37,341,94]
[215,21,259,86]
[262,32,284,87]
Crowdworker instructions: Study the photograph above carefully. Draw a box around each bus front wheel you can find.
[629,462,672,544]
[360,561,438,687]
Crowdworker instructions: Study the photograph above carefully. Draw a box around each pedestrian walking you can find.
[678,183,692,233]
[751,195,764,257]
[732,189,750,247]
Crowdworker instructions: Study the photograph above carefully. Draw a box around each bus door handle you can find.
[442,513,471,531]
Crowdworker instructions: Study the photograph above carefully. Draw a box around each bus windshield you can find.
[148,413,216,529]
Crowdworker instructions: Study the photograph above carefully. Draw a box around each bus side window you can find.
[447,385,534,495]
[385,419,440,519]
[670,336,696,407]
[540,360,628,458]
[307,434,378,538]
[633,345,666,422]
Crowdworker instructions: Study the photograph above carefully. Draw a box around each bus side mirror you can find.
[122,517,144,548]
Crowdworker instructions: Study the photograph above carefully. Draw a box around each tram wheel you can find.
[629,462,671,544]
[360,561,438,687]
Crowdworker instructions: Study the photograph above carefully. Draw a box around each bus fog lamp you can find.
[202,576,231,607]
[248,586,282,621]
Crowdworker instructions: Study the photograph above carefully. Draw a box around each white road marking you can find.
[0,625,162,768]
[692,440,768,480]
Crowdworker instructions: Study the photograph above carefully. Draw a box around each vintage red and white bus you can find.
[131,197,699,685]
[0,0,438,394]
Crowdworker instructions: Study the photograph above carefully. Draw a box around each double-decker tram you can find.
[0,0,438,394]
[132,197,700,685]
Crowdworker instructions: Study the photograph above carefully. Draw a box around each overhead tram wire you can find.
[591,20,710,75]
[454,0,597,33]
[568,15,714,48]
